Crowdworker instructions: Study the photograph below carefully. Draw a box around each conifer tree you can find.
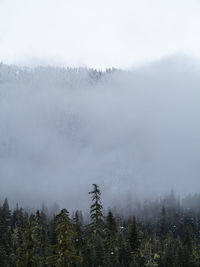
[32,210,48,265]
[47,209,82,267]
[16,219,38,267]
[160,206,167,236]
[89,184,104,235]
[182,226,195,267]
[118,233,129,267]
[104,210,120,266]
[128,216,140,253]
[11,226,23,266]
[161,232,176,267]
[128,216,141,265]
[0,198,12,266]
[47,214,58,266]
[11,204,25,230]
[73,210,85,263]
[88,184,105,266]
[94,235,105,266]
[0,246,7,267]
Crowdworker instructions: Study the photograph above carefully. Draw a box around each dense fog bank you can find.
[0,56,200,209]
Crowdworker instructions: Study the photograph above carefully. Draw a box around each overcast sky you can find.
[0,0,200,69]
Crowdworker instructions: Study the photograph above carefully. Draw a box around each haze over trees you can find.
[0,0,199,266]
[1,57,200,209]
[1,57,200,266]
[0,185,199,266]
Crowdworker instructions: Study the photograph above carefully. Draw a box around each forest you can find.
[1,1,200,266]
[0,184,199,266]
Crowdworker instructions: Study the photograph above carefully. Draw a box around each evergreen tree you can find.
[104,210,120,266]
[160,206,167,236]
[47,209,82,267]
[73,210,85,265]
[0,198,12,266]
[161,232,176,267]
[88,184,105,266]
[128,216,141,265]
[16,219,38,267]
[182,226,195,267]
[118,233,129,267]
[89,184,104,235]
[32,210,48,265]
[47,214,58,266]
[0,186,200,267]
[128,216,140,253]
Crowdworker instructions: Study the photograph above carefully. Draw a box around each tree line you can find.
[0,184,199,266]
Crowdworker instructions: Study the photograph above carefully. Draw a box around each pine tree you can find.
[89,184,104,235]
[128,216,140,253]
[160,206,167,236]
[47,209,82,267]
[88,184,105,266]
[128,216,141,265]
[16,219,38,267]
[161,231,176,267]
[94,235,105,267]
[0,246,7,267]
[47,214,58,266]
[11,226,23,266]
[118,233,129,267]
[182,225,195,267]
[32,210,48,265]
[104,210,120,266]
[0,198,12,266]
[73,210,85,264]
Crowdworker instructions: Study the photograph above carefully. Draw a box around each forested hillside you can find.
[1,61,200,209]
[1,0,200,266]
[0,184,200,266]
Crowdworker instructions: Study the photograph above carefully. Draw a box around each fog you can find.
[0,55,200,210]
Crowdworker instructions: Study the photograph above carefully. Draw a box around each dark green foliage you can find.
[16,219,38,267]
[32,210,48,265]
[88,184,105,266]
[73,211,85,263]
[89,184,104,235]
[47,209,82,267]
[128,216,140,253]
[1,189,200,266]
[104,210,120,266]
[0,198,12,266]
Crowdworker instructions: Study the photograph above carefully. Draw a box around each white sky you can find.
[0,0,200,69]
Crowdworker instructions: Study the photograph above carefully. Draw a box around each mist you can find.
[0,55,200,210]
